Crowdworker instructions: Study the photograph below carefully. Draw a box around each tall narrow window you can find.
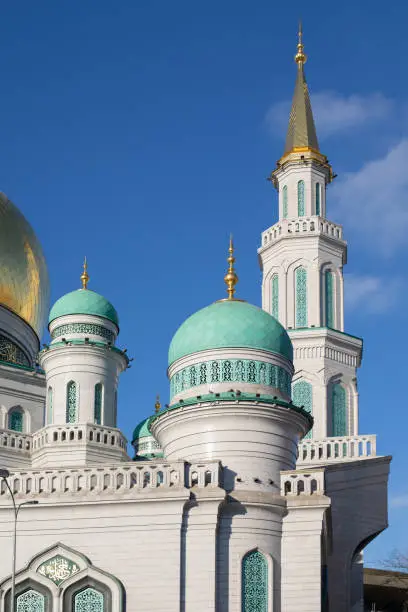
[315,182,321,216]
[332,383,347,436]
[295,267,308,327]
[17,589,45,612]
[242,550,268,612]
[47,387,53,425]
[8,409,23,432]
[282,185,288,219]
[66,381,77,424]
[297,180,305,216]
[292,380,313,439]
[74,587,104,612]
[94,383,103,425]
[271,274,279,319]
[325,270,334,328]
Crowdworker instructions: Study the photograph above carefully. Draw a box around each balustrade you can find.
[297,435,377,465]
[261,216,343,247]
[32,423,127,453]
[0,429,31,452]
[281,469,324,496]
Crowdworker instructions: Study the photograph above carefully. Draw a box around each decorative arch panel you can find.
[242,550,268,612]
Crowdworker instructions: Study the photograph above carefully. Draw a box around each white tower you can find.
[36,261,129,467]
[258,28,363,439]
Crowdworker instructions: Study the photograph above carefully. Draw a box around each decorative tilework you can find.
[52,323,114,343]
[0,334,29,366]
[297,180,305,216]
[295,267,308,328]
[242,550,268,612]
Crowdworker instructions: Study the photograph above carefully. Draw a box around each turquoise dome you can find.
[49,289,119,327]
[168,300,293,365]
[132,416,152,443]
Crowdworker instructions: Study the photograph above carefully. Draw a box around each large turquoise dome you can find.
[168,300,293,365]
[49,289,119,327]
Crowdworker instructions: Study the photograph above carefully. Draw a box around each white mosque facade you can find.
[0,30,390,612]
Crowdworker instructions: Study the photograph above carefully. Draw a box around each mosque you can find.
[0,28,390,612]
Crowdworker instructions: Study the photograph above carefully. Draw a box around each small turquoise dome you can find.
[169,300,293,365]
[132,417,152,443]
[49,289,119,327]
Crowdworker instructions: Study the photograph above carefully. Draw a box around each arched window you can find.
[66,381,77,424]
[8,408,23,432]
[94,383,103,425]
[292,380,313,439]
[74,587,104,611]
[271,274,279,319]
[332,383,347,436]
[297,180,305,216]
[325,270,334,328]
[295,267,308,327]
[242,550,268,612]
[315,182,321,216]
[282,185,288,219]
[17,589,45,611]
[47,387,53,426]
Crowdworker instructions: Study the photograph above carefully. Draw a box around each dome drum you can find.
[49,314,118,346]
[0,306,41,367]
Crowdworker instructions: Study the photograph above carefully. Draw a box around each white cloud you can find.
[266,91,392,139]
[332,139,408,254]
[344,274,402,314]
[390,494,408,508]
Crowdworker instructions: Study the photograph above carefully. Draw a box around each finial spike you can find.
[295,20,307,65]
[223,235,238,300]
[155,394,161,414]
[80,256,89,289]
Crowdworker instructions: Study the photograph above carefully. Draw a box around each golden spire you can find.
[284,23,319,155]
[155,394,161,414]
[80,257,89,289]
[223,235,238,300]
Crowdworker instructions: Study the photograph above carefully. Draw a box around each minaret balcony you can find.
[260,216,345,250]
[296,434,377,467]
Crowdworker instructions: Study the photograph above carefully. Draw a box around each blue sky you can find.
[1,1,407,564]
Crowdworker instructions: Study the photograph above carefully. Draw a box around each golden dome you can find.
[0,193,49,338]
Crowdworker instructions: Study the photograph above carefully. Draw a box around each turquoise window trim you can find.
[295,267,308,328]
[292,380,313,439]
[16,589,45,612]
[242,550,268,612]
[271,274,279,320]
[325,270,334,329]
[297,180,305,216]
[315,182,321,216]
[8,409,23,433]
[94,383,103,425]
[332,383,347,436]
[282,185,288,219]
[170,358,291,398]
[66,381,78,424]
[74,587,104,611]
[47,387,53,425]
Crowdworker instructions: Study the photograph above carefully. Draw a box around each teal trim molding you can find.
[170,358,291,398]
[169,300,293,365]
[52,322,114,343]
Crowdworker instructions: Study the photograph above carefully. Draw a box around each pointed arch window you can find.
[271,274,279,319]
[94,383,103,425]
[295,267,308,328]
[242,550,268,612]
[292,380,313,439]
[282,185,288,219]
[16,589,45,611]
[325,270,334,328]
[297,180,305,216]
[332,383,347,436]
[47,387,53,425]
[74,587,104,611]
[8,408,23,432]
[315,182,321,216]
[66,381,77,424]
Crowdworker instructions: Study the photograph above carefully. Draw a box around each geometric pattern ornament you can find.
[292,379,313,439]
[37,555,80,585]
[0,333,30,367]
[332,383,347,437]
[74,587,104,612]
[16,590,45,612]
[170,358,292,399]
[94,383,102,425]
[8,409,23,432]
[271,274,279,320]
[295,266,308,328]
[241,550,268,612]
[325,270,334,329]
[315,182,321,216]
[282,185,288,219]
[66,381,77,424]
[52,322,114,344]
[297,179,305,216]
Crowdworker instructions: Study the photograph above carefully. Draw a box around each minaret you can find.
[258,26,363,439]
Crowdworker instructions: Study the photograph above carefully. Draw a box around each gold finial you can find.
[223,235,238,300]
[295,20,307,65]
[80,257,89,289]
[155,394,161,414]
